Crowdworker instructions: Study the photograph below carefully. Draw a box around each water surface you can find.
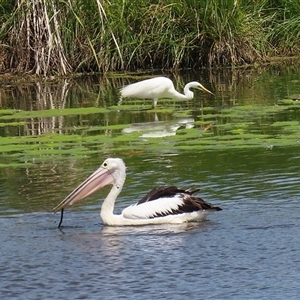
[1,67,300,299]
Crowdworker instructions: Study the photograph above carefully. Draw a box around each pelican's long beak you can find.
[199,84,215,96]
[53,166,114,213]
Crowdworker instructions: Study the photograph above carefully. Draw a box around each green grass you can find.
[1,0,300,75]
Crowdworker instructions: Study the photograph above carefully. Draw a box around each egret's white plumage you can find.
[53,158,221,227]
[120,77,214,108]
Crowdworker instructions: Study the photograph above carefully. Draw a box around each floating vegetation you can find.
[0,107,109,120]
[277,99,300,106]
[0,121,26,127]
[0,100,299,167]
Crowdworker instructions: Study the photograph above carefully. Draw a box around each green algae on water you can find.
[0,100,300,167]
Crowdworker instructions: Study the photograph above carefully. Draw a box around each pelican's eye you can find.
[103,162,108,168]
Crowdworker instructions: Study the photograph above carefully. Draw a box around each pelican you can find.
[120,76,214,108]
[53,158,221,227]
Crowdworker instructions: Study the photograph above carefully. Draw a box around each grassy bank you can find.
[0,0,300,75]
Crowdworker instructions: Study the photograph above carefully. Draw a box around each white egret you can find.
[120,76,214,108]
[53,158,221,227]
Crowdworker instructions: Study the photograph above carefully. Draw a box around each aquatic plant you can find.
[0,0,300,75]
[0,97,300,168]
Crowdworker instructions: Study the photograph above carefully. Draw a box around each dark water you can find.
[1,67,300,299]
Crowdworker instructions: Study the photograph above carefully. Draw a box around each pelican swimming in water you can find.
[53,158,221,227]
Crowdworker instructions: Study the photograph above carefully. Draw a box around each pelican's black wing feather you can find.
[137,186,221,217]
[137,186,194,204]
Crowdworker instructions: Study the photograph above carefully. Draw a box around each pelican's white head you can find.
[100,158,126,189]
[53,158,127,213]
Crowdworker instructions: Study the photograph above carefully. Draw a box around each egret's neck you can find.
[100,184,122,225]
[171,84,194,100]
[182,84,194,100]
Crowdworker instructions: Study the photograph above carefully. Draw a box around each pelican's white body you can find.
[101,186,210,226]
[54,158,220,226]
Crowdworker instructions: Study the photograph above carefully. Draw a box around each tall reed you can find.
[0,0,299,75]
[266,1,300,55]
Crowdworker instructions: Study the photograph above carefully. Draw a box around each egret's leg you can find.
[152,98,158,108]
